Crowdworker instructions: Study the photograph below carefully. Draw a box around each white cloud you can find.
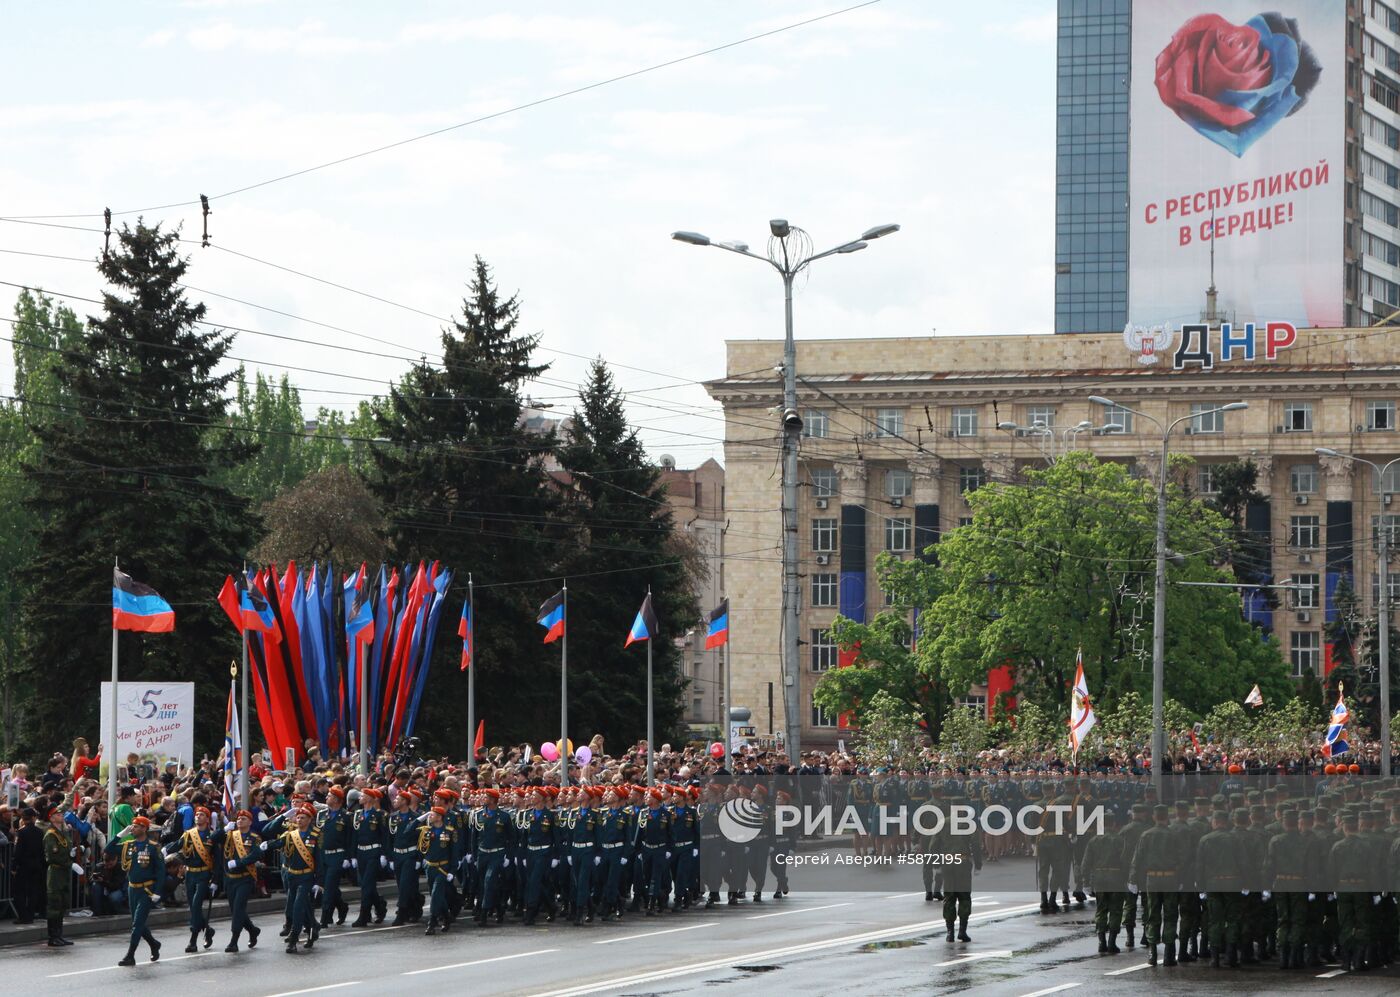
[993,12,1057,44]
[142,28,177,48]
[184,19,388,56]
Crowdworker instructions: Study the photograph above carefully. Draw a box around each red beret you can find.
[235,809,253,821]
[431,805,447,817]
[131,815,151,829]
[194,806,211,817]
[361,787,382,800]
[296,804,316,818]
[327,786,346,800]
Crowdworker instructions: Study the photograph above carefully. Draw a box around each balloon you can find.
[710,742,725,759]
[540,741,558,762]
[575,746,592,766]
[555,738,574,757]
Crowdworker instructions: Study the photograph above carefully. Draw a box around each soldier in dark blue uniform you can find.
[420,804,457,935]
[215,809,263,952]
[389,788,424,924]
[698,783,724,908]
[165,804,219,952]
[258,803,322,953]
[522,787,559,925]
[596,785,633,920]
[565,785,600,923]
[107,815,167,967]
[315,787,352,927]
[672,785,700,909]
[639,786,675,914]
[473,787,515,926]
[351,787,390,925]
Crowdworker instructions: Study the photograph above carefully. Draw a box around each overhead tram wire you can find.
[2,1,885,221]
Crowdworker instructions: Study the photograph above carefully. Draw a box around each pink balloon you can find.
[540,741,559,762]
[575,746,592,766]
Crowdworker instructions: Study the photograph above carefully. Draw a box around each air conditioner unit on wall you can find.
[1296,610,1312,624]
[1295,494,1309,505]
[815,554,830,566]
[815,497,829,509]
[890,497,903,508]
[1299,553,1312,564]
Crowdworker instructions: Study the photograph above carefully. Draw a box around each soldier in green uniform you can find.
[42,806,78,947]
[419,804,456,935]
[935,795,983,942]
[1330,810,1373,971]
[1196,809,1245,968]
[351,787,390,926]
[1129,804,1180,966]
[106,814,167,967]
[1118,802,1150,947]
[1082,807,1127,954]
[217,808,263,952]
[316,786,352,927]
[1263,808,1309,968]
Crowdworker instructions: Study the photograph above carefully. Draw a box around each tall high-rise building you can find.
[1054,0,1131,334]
[1055,1,1400,331]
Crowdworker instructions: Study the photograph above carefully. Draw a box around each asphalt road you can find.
[8,887,1400,996]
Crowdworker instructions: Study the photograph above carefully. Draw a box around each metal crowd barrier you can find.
[0,841,14,918]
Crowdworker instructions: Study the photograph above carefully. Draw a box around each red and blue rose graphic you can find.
[1154,11,1321,157]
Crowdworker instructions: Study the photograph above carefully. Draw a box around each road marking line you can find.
[971,898,1000,906]
[883,892,925,900]
[525,903,1042,997]
[1019,985,1080,997]
[935,949,1012,967]
[1316,968,1347,978]
[593,921,718,944]
[403,948,558,976]
[747,902,851,920]
[1105,962,1152,976]
[49,949,219,978]
[265,984,361,997]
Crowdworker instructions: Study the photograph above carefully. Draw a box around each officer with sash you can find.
[419,804,457,935]
[106,815,167,967]
[166,804,220,952]
[216,808,263,952]
[258,803,322,953]
[351,787,390,926]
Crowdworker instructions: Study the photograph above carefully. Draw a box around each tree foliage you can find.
[855,690,930,770]
[253,464,388,568]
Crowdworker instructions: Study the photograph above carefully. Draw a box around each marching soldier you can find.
[389,788,424,924]
[1082,808,1127,954]
[1169,800,1202,963]
[316,786,352,927]
[1263,808,1308,969]
[565,785,600,924]
[1330,810,1373,971]
[639,786,674,914]
[745,784,773,904]
[106,815,167,967]
[473,787,514,925]
[770,788,798,899]
[258,803,322,953]
[217,808,263,952]
[596,785,633,921]
[934,794,983,942]
[522,787,559,925]
[419,804,456,935]
[1129,804,1181,966]
[1197,810,1246,967]
[351,787,390,926]
[166,804,220,952]
[1118,802,1150,948]
[43,806,79,948]
[697,783,723,908]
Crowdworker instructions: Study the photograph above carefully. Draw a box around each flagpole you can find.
[108,554,119,838]
[466,574,475,766]
[240,630,252,812]
[358,637,368,776]
[723,634,732,774]
[560,581,568,789]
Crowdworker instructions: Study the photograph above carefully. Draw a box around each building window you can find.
[875,408,904,438]
[958,516,974,528]
[1373,571,1400,604]
[1290,515,1320,549]
[885,516,912,552]
[1373,465,1400,494]
[811,697,837,728]
[810,468,838,498]
[1290,631,1320,678]
[1292,573,1320,609]
[959,465,986,494]
[1367,399,1395,431]
[811,573,837,607]
[1373,513,1400,546]
[803,410,829,439]
[811,518,837,553]
[886,469,912,499]
[1101,403,1133,434]
[951,407,978,438]
[810,629,837,672]
[1283,402,1313,432]
[1197,464,1221,496]
[957,694,987,713]
[695,483,703,510]
[1290,463,1317,494]
[1189,402,1224,434]
[1027,405,1057,430]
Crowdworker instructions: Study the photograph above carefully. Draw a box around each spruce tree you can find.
[557,359,698,746]
[367,257,560,750]
[15,223,257,760]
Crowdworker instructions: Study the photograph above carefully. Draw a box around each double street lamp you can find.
[1316,447,1399,777]
[1089,396,1247,793]
[674,219,900,765]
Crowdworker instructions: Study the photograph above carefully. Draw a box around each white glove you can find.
[566,855,572,866]
[1198,892,1207,900]
[1307,893,1316,901]
[692,848,699,858]
[1261,891,1271,901]
[620,857,629,866]
[1127,884,1138,895]
[380,855,388,869]
[69,847,77,857]
[1240,890,1250,896]
[594,856,601,866]
[1328,893,1337,901]
[1374,895,1383,906]
[227,859,238,871]
[350,858,358,870]
[665,851,672,860]
[151,895,161,904]
[259,842,269,852]
[467,855,475,865]
[313,885,322,898]
[70,862,84,876]
[446,873,454,884]
[550,858,559,868]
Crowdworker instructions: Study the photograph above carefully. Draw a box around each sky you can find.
[0,0,1057,465]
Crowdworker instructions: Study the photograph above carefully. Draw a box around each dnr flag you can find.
[704,599,729,649]
[112,568,175,633]
[218,574,278,636]
[625,593,658,648]
[537,590,565,644]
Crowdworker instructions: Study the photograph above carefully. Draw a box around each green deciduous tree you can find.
[15,224,258,760]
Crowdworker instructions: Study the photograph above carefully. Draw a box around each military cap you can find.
[1232,808,1250,825]
[1153,804,1170,820]
[1341,812,1359,828]
[1280,808,1298,821]
[1131,802,1149,815]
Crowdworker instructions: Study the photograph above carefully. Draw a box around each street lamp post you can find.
[1090,396,1247,794]
[1316,447,1400,777]
[674,220,899,766]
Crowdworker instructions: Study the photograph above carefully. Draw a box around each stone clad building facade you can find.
[707,325,1399,747]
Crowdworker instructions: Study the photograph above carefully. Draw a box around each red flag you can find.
[474,720,485,757]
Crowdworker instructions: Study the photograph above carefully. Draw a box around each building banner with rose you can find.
[1128,1,1344,328]
[98,680,196,772]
